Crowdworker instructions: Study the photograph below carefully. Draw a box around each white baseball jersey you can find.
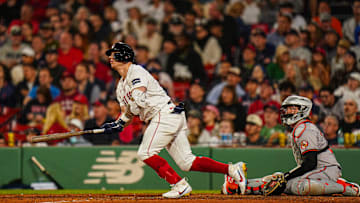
[116,64,171,122]
[290,119,341,169]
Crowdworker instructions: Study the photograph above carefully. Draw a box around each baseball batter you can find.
[222,95,359,196]
[101,42,247,198]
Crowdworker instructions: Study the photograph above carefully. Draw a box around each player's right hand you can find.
[101,120,126,134]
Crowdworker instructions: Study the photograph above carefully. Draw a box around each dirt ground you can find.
[0,194,359,203]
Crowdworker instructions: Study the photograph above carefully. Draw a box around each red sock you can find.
[190,156,229,174]
[143,155,182,184]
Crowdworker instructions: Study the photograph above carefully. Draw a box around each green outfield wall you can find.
[1,147,359,190]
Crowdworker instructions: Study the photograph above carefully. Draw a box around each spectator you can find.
[240,45,258,83]
[53,71,80,115]
[285,29,311,66]
[280,62,303,90]
[86,42,112,85]
[227,2,250,44]
[331,50,359,90]
[218,119,235,146]
[147,59,174,98]
[138,18,162,59]
[193,22,222,78]
[73,6,91,28]
[50,14,62,40]
[157,38,177,72]
[84,99,119,145]
[23,128,47,147]
[163,14,185,40]
[60,11,73,33]
[0,133,6,147]
[198,105,220,147]
[241,0,260,25]
[266,45,290,82]
[339,97,360,134]
[323,29,339,63]
[312,1,342,37]
[20,85,52,125]
[112,0,146,24]
[0,25,30,68]
[248,80,281,120]
[323,115,340,146]
[343,0,360,44]
[57,31,84,74]
[0,20,7,47]
[31,35,46,66]
[44,45,66,88]
[21,22,33,45]
[42,103,69,145]
[67,94,89,123]
[74,62,101,104]
[245,114,265,146]
[9,4,39,34]
[334,72,360,107]
[11,46,36,85]
[39,21,57,50]
[275,2,306,30]
[145,0,164,23]
[184,79,206,114]
[242,78,259,110]
[89,13,111,42]
[15,63,37,106]
[104,6,122,34]
[251,28,275,66]
[278,81,296,102]
[58,118,92,146]
[306,47,330,91]
[207,1,238,60]
[211,60,232,88]
[167,33,207,83]
[183,10,197,40]
[186,109,203,145]
[24,68,60,105]
[135,45,150,68]
[0,64,16,108]
[267,12,292,47]
[319,87,344,122]
[330,39,350,77]
[206,67,245,105]
[0,0,21,25]
[250,65,267,85]
[260,103,285,146]
[217,85,247,132]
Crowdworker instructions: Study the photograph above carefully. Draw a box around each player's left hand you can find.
[101,120,126,134]
[172,102,185,114]
[263,172,287,196]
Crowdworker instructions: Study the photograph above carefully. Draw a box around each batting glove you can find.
[101,119,126,134]
[172,102,185,114]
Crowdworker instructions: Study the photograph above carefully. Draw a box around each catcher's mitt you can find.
[263,172,287,196]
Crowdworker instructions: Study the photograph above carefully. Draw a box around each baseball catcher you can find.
[101,42,247,198]
[222,95,360,196]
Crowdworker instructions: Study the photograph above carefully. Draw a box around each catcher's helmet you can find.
[106,42,135,63]
[280,95,312,125]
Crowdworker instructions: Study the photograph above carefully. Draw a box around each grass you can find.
[0,190,219,195]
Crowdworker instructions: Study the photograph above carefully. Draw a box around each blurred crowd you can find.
[0,0,360,148]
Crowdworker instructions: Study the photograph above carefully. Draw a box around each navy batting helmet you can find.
[106,42,135,63]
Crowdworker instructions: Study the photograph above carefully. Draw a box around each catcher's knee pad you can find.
[295,179,313,195]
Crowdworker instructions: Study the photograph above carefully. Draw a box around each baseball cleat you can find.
[221,174,239,195]
[162,178,192,198]
[228,162,247,194]
[338,178,360,196]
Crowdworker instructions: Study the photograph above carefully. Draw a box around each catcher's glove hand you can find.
[263,172,287,196]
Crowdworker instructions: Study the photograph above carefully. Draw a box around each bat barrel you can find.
[30,129,104,143]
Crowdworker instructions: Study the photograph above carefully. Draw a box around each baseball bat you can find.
[31,156,64,189]
[30,129,105,143]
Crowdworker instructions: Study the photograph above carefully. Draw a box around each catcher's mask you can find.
[106,42,135,63]
[280,95,312,125]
